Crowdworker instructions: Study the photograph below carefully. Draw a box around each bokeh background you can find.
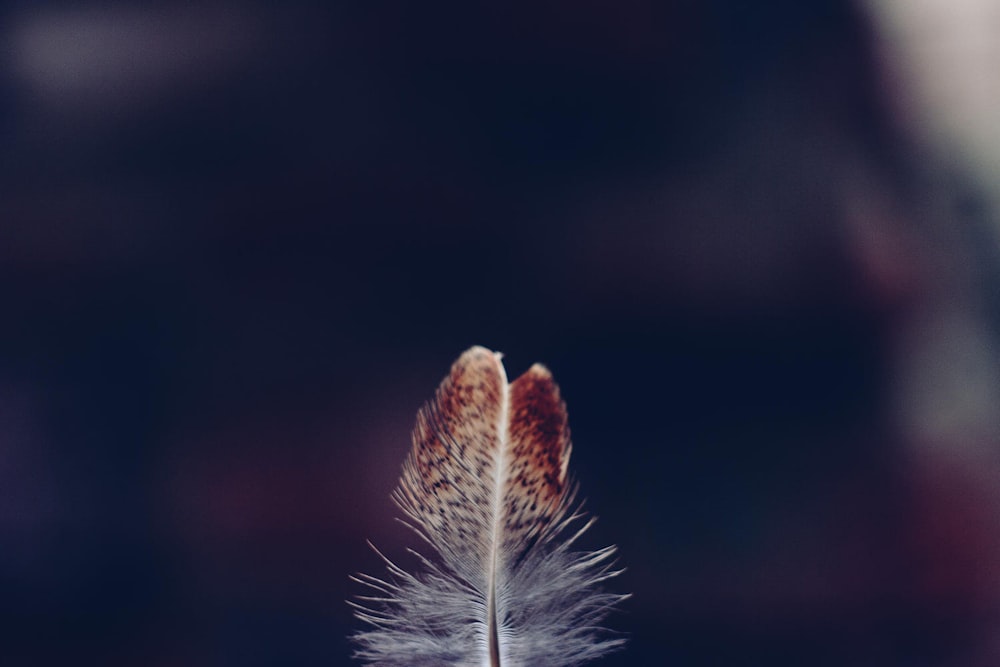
[3,1,1000,665]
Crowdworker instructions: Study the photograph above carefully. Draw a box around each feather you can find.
[350,346,628,666]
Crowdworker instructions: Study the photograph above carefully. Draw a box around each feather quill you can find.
[350,346,628,666]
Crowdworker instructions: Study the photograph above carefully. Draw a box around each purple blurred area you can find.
[2,1,999,665]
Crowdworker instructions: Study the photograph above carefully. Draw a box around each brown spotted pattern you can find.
[501,364,571,560]
[394,346,572,586]
[395,346,507,579]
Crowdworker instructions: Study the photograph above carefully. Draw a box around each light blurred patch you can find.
[865,0,1000,199]
[5,2,263,114]
[893,308,1000,455]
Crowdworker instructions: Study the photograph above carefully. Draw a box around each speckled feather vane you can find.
[350,346,627,666]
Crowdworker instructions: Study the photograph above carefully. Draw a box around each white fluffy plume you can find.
[350,346,628,666]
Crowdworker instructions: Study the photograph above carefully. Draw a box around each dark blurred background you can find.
[2,1,999,665]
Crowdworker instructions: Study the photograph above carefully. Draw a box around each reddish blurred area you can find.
[1,1,998,666]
